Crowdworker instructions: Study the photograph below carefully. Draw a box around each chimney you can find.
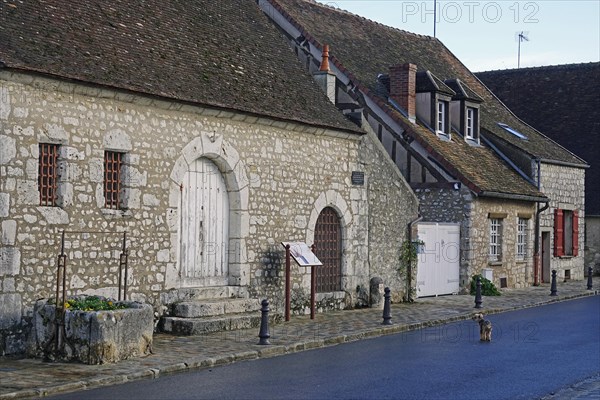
[313,44,336,104]
[389,63,417,123]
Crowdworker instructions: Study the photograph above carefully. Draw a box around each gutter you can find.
[406,213,423,302]
[478,191,548,203]
[537,158,589,169]
[533,201,550,286]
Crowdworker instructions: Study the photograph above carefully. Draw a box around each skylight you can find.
[498,123,527,140]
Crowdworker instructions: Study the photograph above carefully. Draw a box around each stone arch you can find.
[165,131,249,289]
[305,190,353,291]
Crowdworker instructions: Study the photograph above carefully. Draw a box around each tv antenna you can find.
[516,31,529,68]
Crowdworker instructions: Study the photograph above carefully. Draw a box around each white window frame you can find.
[466,107,475,139]
[489,218,502,261]
[437,100,446,133]
[517,218,528,260]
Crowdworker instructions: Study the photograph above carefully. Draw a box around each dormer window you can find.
[465,107,478,140]
[437,100,447,133]
[444,78,483,144]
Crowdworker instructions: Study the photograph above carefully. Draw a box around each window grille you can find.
[104,151,123,209]
[517,218,528,259]
[489,218,502,261]
[38,143,59,206]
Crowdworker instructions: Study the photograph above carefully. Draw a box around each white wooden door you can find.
[416,223,460,297]
[180,158,229,287]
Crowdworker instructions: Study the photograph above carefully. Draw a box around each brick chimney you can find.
[389,63,417,123]
[313,44,336,104]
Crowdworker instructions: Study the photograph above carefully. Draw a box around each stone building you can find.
[259,0,587,294]
[0,0,419,355]
[476,63,597,275]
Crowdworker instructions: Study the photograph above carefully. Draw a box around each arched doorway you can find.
[179,157,229,287]
[314,207,342,292]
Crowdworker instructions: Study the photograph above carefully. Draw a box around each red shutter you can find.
[554,209,564,257]
[572,210,579,257]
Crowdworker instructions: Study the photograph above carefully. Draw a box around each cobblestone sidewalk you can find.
[0,279,597,399]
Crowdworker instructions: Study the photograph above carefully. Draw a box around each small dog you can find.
[472,313,492,342]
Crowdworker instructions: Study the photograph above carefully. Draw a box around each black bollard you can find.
[382,287,392,325]
[587,267,593,290]
[474,276,483,309]
[550,270,558,296]
[258,299,271,345]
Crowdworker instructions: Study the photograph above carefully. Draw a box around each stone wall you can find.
[0,71,417,354]
[470,198,536,289]
[585,217,600,276]
[538,162,586,279]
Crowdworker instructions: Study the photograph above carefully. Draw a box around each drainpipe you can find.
[533,158,548,286]
[406,213,422,302]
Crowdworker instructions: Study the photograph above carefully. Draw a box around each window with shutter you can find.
[554,209,564,257]
[572,210,579,257]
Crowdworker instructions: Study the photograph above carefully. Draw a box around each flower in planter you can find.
[65,295,129,311]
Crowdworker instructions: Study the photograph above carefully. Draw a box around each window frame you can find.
[465,106,478,140]
[516,217,528,260]
[38,143,60,207]
[104,150,124,210]
[437,100,447,133]
[554,208,579,257]
[489,218,502,262]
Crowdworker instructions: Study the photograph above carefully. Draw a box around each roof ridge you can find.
[475,61,600,74]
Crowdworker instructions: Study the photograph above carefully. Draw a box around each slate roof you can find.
[477,63,599,214]
[268,0,551,200]
[0,0,361,134]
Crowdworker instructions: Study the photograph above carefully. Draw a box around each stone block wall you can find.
[0,71,416,353]
[538,163,585,279]
[470,198,536,289]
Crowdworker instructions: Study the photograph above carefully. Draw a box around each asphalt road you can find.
[51,296,600,400]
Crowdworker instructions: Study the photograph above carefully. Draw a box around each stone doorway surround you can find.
[165,132,250,289]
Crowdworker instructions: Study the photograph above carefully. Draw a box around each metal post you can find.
[550,269,558,296]
[587,267,593,290]
[310,244,316,320]
[285,244,291,322]
[474,276,483,308]
[382,287,392,325]
[258,299,271,345]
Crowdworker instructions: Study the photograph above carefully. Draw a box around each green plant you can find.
[399,239,424,272]
[64,296,129,311]
[469,274,501,296]
[399,239,424,302]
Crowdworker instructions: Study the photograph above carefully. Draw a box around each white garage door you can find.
[416,223,460,297]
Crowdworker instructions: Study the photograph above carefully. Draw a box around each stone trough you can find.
[28,298,153,364]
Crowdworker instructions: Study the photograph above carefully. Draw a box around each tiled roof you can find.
[0,0,362,134]
[477,63,599,214]
[268,0,548,199]
[267,0,586,167]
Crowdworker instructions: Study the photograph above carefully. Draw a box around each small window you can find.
[489,218,502,261]
[104,151,124,209]
[39,143,60,206]
[517,218,528,260]
[498,123,527,140]
[437,101,447,133]
[554,208,579,257]
[466,107,478,140]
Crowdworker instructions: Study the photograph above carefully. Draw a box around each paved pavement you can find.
[1,279,598,399]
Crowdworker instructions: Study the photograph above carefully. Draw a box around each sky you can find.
[314,0,600,72]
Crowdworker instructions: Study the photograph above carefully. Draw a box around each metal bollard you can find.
[382,287,392,325]
[258,299,271,345]
[550,270,558,296]
[587,267,593,290]
[474,276,483,309]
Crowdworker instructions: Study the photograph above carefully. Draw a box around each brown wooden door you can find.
[314,207,342,292]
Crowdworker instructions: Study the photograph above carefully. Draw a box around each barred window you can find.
[517,218,528,260]
[104,151,124,209]
[38,143,60,206]
[489,218,502,261]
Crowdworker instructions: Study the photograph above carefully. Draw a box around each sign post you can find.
[281,242,323,320]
